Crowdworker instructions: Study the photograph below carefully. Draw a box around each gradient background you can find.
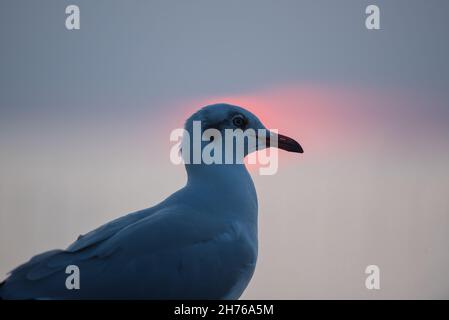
[1,0,449,299]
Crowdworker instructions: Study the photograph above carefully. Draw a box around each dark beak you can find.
[267,133,303,153]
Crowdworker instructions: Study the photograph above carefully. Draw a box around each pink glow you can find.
[169,84,381,156]
[150,83,449,171]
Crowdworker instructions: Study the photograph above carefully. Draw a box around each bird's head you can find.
[181,103,302,165]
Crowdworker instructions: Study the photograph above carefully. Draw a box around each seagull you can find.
[0,103,303,299]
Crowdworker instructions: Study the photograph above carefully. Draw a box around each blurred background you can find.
[1,0,449,299]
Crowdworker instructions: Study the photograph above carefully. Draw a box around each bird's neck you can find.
[185,163,252,188]
[184,163,258,221]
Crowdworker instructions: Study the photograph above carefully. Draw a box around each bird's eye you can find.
[232,115,246,128]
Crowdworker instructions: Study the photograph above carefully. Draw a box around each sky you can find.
[1,0,449,298]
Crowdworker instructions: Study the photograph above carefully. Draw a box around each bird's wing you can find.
[4,206,156,278]
[66,206,157,252]
[0,204,254,299]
